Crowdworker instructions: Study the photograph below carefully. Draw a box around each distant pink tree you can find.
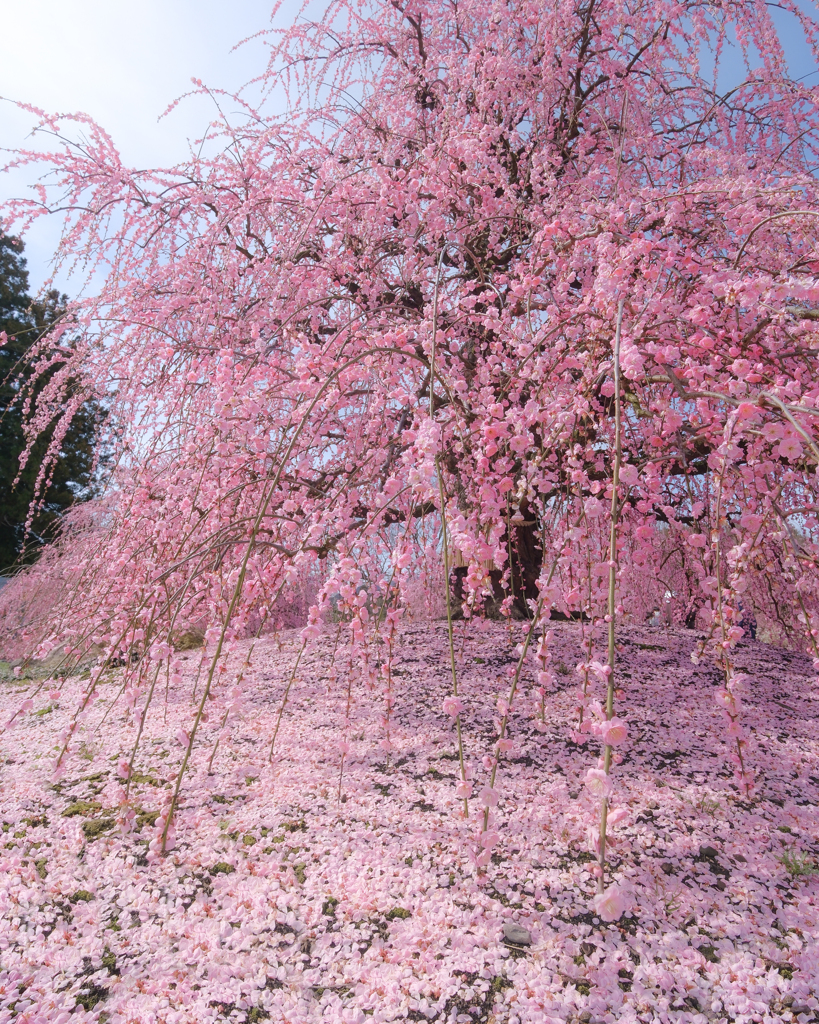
[4,0,819,880]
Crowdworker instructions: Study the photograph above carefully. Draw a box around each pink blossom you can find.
[593,884,626,922]
[583,497,604,518]
[442,696,465,718]
[726,720,745,740]
[149,642,171,662]
[778,437,804,461]
[607,807,629,827]
[479,786,499,807]
[599,717,629,746]
[715,689,741,714]
[585,768,613,799]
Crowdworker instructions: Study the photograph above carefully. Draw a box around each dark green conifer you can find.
[0,234,101,571]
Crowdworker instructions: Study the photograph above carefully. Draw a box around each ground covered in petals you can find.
[2,623,819,1024]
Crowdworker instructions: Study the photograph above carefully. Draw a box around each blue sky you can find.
[0,0,295,290]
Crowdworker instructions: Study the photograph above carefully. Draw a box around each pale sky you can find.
[0,0,296,290]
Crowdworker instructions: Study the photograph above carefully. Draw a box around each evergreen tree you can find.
[0,234,100,571]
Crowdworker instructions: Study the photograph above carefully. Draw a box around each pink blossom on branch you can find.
[599,717,629,747]
[585,768,613,799]
[442,696,465,718]
[593,884,627,923]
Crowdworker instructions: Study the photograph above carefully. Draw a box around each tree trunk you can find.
[451,503,542,619]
